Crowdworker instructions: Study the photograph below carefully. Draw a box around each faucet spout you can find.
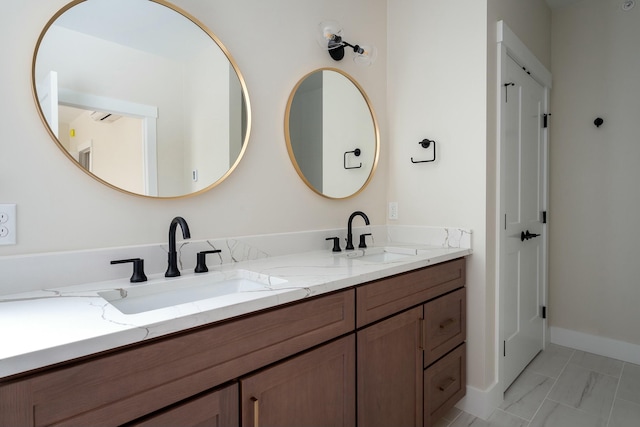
[346,211,370,250]
[165,216,191,277]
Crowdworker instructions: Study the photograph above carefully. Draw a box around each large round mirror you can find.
[285,68,379,199]
[32,0,250,198]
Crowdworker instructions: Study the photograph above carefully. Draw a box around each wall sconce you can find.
[316,20,377,66]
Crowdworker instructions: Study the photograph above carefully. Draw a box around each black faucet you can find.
[345,211,370,250]
[165,216,191,277]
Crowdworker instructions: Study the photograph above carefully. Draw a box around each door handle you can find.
[520,230,541,241]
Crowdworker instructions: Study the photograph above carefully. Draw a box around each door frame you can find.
[58,88,159,197]
[496,21,552,393]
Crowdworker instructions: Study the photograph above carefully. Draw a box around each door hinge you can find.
[543,113,552,128]
[503,340,506,357]
[542,306,547,319]
[542,211,547,224]
[504,82,515,102]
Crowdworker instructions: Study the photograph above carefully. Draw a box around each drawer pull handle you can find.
[438,377,456,391]
[251,396,259,427]
[439,318,455,329]
[418,317,425,351]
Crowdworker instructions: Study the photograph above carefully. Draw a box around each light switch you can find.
[0,204,16,245]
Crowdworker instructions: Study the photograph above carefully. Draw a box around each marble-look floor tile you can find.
[617,362,640,405]
[433,416,451,427]
[609,398,640,427]
[569,350,623,378]
[529,400,607,427]
[525,344,574,379]
[433,407,462,427]
[440,406,462,422]
[485,409,529,427]
[547,364,617,417]
[500,370,555,420]
[449,411,486,427]
[449,410,528,427]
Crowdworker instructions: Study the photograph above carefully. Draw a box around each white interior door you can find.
[37,71,59,138]
[500,54,547,390]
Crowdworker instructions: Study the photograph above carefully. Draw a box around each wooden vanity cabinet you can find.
[0,258,467,427]
[0,290,354,426]
[356,258,467,427]
[240,335,355,427]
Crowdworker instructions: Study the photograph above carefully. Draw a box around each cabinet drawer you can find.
[423,288,466,367]
[10,290,354,427]
[356,258,465,328]
[423,344,466,427]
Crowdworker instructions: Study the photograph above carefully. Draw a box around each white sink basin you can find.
[341,247,416,263]
[99,270,286,315]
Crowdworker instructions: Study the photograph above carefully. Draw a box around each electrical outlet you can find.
[0,204,16,245]
[388,202,398,220]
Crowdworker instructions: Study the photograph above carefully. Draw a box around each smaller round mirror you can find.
[285,68,379,199]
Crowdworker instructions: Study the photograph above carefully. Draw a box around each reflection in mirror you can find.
[33,0,250,198]
[285,68,379,199]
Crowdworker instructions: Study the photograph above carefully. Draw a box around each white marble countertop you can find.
[0,243,470,379]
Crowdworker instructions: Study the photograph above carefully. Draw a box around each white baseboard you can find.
[455,382,502,421]
[550,326,640,365]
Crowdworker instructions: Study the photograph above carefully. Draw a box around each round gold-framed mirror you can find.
[285,68,379,199]
[32,0,251,199]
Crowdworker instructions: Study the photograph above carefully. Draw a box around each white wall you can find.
[549,0,640,345]
[388,0,489,391]
[0,0,388,256]
[387,0,551,400]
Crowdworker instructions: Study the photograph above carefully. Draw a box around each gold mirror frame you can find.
[32,0,251,199]
[284,68,379,199]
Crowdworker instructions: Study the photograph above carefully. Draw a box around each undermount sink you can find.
[341,247,416,263]
[99,270,286,315]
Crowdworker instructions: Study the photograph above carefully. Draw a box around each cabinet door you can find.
[127,383,238,427]
[241,335,355,427]
[357,306,424,427]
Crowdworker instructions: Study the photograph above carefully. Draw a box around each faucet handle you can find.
[195,250,222,273]
[111,258,148,283]
[325,237,342,252]
[359,233,372,249]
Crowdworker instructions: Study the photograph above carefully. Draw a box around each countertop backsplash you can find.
[0,225,471,296]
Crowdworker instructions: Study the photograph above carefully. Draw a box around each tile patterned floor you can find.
[436,344,640,427]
